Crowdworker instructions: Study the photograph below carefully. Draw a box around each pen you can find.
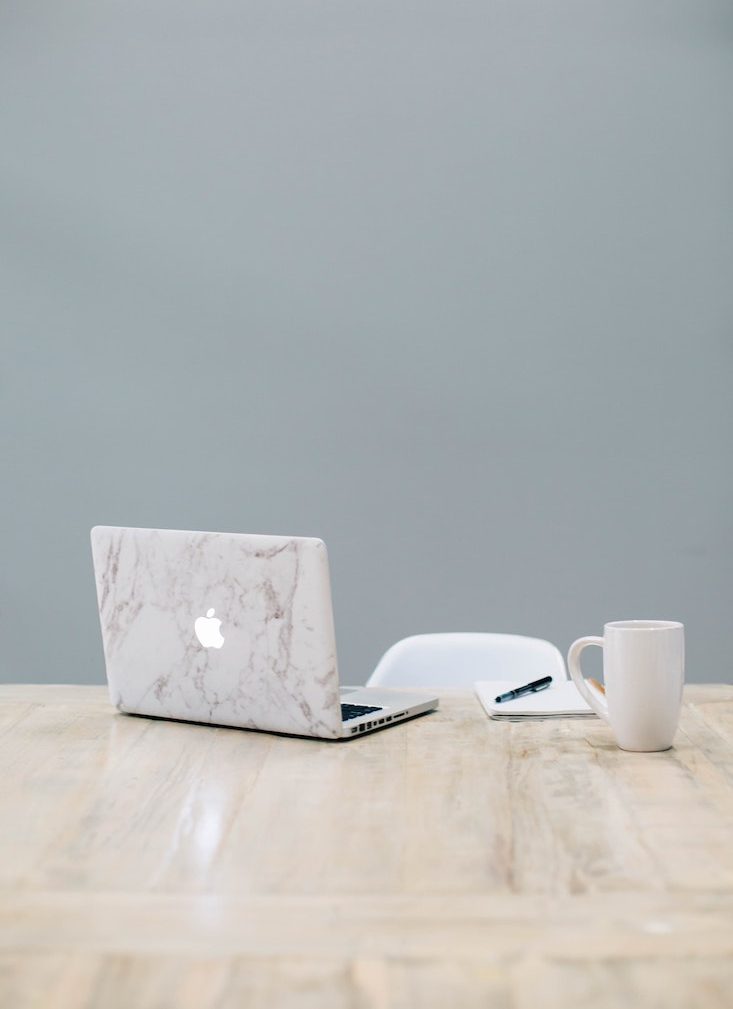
[494,676,553,704]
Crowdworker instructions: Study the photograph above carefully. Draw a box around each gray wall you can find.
[1,1,731,686]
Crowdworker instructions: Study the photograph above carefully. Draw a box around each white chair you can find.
[367,632,567,689]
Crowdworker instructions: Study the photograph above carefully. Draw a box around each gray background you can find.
[1,0,731,686]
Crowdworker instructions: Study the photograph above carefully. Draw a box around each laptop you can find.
[90,526,439,739]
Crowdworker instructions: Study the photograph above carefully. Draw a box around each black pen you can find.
[494,676,553,704]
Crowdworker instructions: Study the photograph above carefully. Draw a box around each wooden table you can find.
[2,684,733,1008]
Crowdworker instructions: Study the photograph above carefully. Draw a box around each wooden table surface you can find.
[2,684,733,1008]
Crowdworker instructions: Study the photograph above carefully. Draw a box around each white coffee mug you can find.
[567,620,685,751]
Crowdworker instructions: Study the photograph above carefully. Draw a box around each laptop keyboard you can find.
[341,703,383,723]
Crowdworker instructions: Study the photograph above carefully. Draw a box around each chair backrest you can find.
[367,632,567,689]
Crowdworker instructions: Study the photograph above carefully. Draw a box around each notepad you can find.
[474,679,596,719]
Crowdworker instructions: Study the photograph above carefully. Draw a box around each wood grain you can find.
[2,684,733,1007]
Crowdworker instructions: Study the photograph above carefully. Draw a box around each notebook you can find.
[474,679,596,719]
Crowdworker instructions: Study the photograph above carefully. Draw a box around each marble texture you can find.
[90,526,344,739]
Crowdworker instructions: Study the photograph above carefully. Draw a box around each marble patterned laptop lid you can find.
[90,526,343,739]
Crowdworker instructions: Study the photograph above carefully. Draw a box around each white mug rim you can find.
[605,619,683,631]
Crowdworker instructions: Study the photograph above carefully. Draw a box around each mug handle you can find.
[567,636,610,722]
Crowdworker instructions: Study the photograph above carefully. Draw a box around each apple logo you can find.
[194,608,225,649]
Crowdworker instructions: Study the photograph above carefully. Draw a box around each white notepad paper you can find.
[474,679,596,719]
